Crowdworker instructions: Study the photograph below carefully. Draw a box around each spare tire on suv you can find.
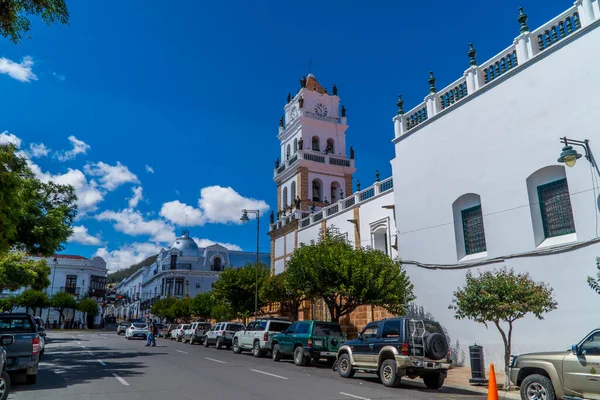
[425,332,448,360]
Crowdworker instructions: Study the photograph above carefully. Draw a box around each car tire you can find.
[423,372,445,389]
[294,346,310,366]
[272,344,281,362]
[216,338,222,350]
[252,341,263,358]
[0,370,10,400]
[424,333,448,360]
[520,374,556,400]
[337,354,355,378]
[232,338,242,354]
[25,374,37,385]
[204,338,209,347]
[379,359,402,388]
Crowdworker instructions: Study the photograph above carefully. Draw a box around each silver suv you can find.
[203,322,245,349]
[232,317,291,357]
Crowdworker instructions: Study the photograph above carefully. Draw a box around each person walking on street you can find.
[146,322,157,347]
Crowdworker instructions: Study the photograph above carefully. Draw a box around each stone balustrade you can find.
[393,1,599,139]
[273,149,354,178]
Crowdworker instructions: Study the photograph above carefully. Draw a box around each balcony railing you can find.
[60,287,81,296]
[274,150,355,178]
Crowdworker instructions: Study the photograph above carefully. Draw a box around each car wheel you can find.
[337,354,355,378]
[520,374,556,400]
[25,374,37,385]
[423,372,445,389]
[204,338,209,347]
[272,344,281,362]
[0,370,10,400]
[380,359,402,388]
[216,338,222,350]
[253,341,263,358]
[294,346,309,366]
[232,338,242,354]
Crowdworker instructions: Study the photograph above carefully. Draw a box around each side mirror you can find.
[571,344,579,355]
[357,332,363,340]
[0,335,14,346]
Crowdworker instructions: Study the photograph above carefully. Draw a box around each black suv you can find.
[335,317,452,389]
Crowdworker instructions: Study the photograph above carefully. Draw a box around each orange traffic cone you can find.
[488,363,499,400]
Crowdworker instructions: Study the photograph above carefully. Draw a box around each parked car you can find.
[204,322,245,349]
[125,323,150,340]
[183,322,212,345]
[0,335,14,400]
[170,324,190,342]
[116,321,129,335]
[32,317,46,357]
[510,328,600,400]
[335,317,452,389]
[233,317,291,357]
[0,313,41,384]
[161,324,179,339]
[271,320,343,366]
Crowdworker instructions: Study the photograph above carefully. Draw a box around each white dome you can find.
[170,230,199,257]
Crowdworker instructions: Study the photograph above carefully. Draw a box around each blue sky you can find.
[0,0,569,271]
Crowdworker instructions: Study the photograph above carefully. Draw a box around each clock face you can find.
[314,103,328,117]
[290,106,299,120]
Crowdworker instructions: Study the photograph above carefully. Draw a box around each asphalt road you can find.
[8,331,486,400]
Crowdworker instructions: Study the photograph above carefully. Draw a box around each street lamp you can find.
[46,257,58,326]
[240,209,260,320]
[557,137,600,177]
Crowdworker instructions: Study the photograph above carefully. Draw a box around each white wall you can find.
[391,23,600,365]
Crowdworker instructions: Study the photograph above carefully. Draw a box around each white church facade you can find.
[391,1,600,365]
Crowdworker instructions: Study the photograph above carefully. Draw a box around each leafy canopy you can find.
[78,298,99,316]
[191,292,215,320]
[16,288,49,311]
[0,0,69,43]
[285,226,415,321]
[588,257,600,295]
[260,271,305,320]
[211,263,270,319]
[0,252,50,292]
[51,291,77,323]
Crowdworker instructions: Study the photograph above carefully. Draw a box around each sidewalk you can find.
[445,367,521,399]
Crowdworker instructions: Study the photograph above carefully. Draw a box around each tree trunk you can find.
[493,321,509,390]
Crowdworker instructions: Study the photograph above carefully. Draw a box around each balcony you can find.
[88,288,106,298]
[274,149,355,178]
[60,287,81,296]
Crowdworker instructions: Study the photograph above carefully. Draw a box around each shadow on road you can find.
[351,373,484,396]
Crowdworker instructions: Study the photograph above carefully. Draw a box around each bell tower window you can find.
[170,254,177,270]
[312,136,320,151]
[213,257,222,271]
[326,138,334,154]
[312,179,322,202]
[282,186,288,208]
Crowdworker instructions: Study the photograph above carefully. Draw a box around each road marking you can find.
[250,369,288,380]
[204,357,227,364]
[97,359,106,366]
[112,373,129,386]
[81,345,86,348]
[176,350,189,354]
[339,393,370,400]
[87,351,94,356]
[77,342,81,345]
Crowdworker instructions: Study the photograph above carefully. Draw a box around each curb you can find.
[443,382,521,399]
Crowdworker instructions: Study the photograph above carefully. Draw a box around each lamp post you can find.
[240,209,260,320]
[46,257,58,326]
[557,137,600,177]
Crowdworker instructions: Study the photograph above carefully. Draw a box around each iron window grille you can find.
[461,205,487,255]
[537,178,575,238]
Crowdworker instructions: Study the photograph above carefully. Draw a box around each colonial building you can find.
[112,230,270,320]
[391,2,600,365]
[268,74,398,333]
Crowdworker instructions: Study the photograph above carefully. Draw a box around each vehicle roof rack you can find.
[257,316,290,321]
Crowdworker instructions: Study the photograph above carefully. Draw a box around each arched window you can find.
[286,144,291,159]
[526,165,575,246]
[282,186,288,208]
[312,179,322,202]
[331,181,341,202]
[452,193,487,260]
[326,138,335,154]
[293,138,298,152]
[312,136,320,151]
[372,227,388,255]
[213,257,221,271]
[291,181,297,204]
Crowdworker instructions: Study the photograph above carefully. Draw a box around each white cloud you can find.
[193,237,242,251]
[69,225,102,246]
[94,242,163,272]
[95,208,175,243]
[55,135,90,161]
[159,200,204,226]
[0,56,37,82]
[0,131,22,147]
[28,142,50,158]
[84,161,139,190]
[145,164,154,174]
[128,186,143,208]
[159,186,269,227]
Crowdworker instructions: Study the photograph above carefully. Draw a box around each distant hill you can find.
[107,254,158,284]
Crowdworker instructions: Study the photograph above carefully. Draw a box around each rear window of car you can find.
[226,324,244,332]
[133,323,147,328]
[182,325,190,329]
[119,322,129,326]
[199,323,211,330]
[269,322,291,332]
[423,321,444,335]
[313,323,343,337]
[0,317,35,333]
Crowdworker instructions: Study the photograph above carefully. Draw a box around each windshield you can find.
[313,323,343,337]
[182,325,190,329]
[226,324,244,332]
[133,323,147,329]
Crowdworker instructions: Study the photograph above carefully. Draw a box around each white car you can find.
[170,324,190,342]
[125,323,149,340]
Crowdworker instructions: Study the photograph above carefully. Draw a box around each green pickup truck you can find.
[271,320,344,366]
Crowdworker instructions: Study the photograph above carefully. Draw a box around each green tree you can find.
[212,263,270,321]
[211,300,234,322]
[172,297,192,322]
[285,226,415,322]
[151,297,178,322]
[588,257,600,295]
[78,298,99,328]
[260,272,305,321]
[0,295,18,313]
[0,0,69,44]
[191,292,215,321]
[0,252,51,293]
[50,291,77,325]
[16,288,49,314]
[449,268,558,389]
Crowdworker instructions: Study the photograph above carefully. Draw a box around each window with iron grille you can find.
[461,205,487,255]
[537,178,575,238]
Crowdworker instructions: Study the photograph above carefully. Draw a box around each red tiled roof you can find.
[305,74,327,94]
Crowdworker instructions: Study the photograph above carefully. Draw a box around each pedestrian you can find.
[145,322,157,347]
